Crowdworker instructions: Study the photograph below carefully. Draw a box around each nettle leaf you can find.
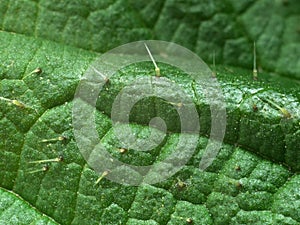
[0,1,299,225]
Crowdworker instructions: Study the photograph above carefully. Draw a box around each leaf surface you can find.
[0,1,300,225]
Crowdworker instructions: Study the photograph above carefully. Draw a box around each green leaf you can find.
[0,1,300,225]
[0,187,58,225]
[1,0,299,79]
[1,30,299,225]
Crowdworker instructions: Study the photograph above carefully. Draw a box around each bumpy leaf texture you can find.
[0,1,299,225]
